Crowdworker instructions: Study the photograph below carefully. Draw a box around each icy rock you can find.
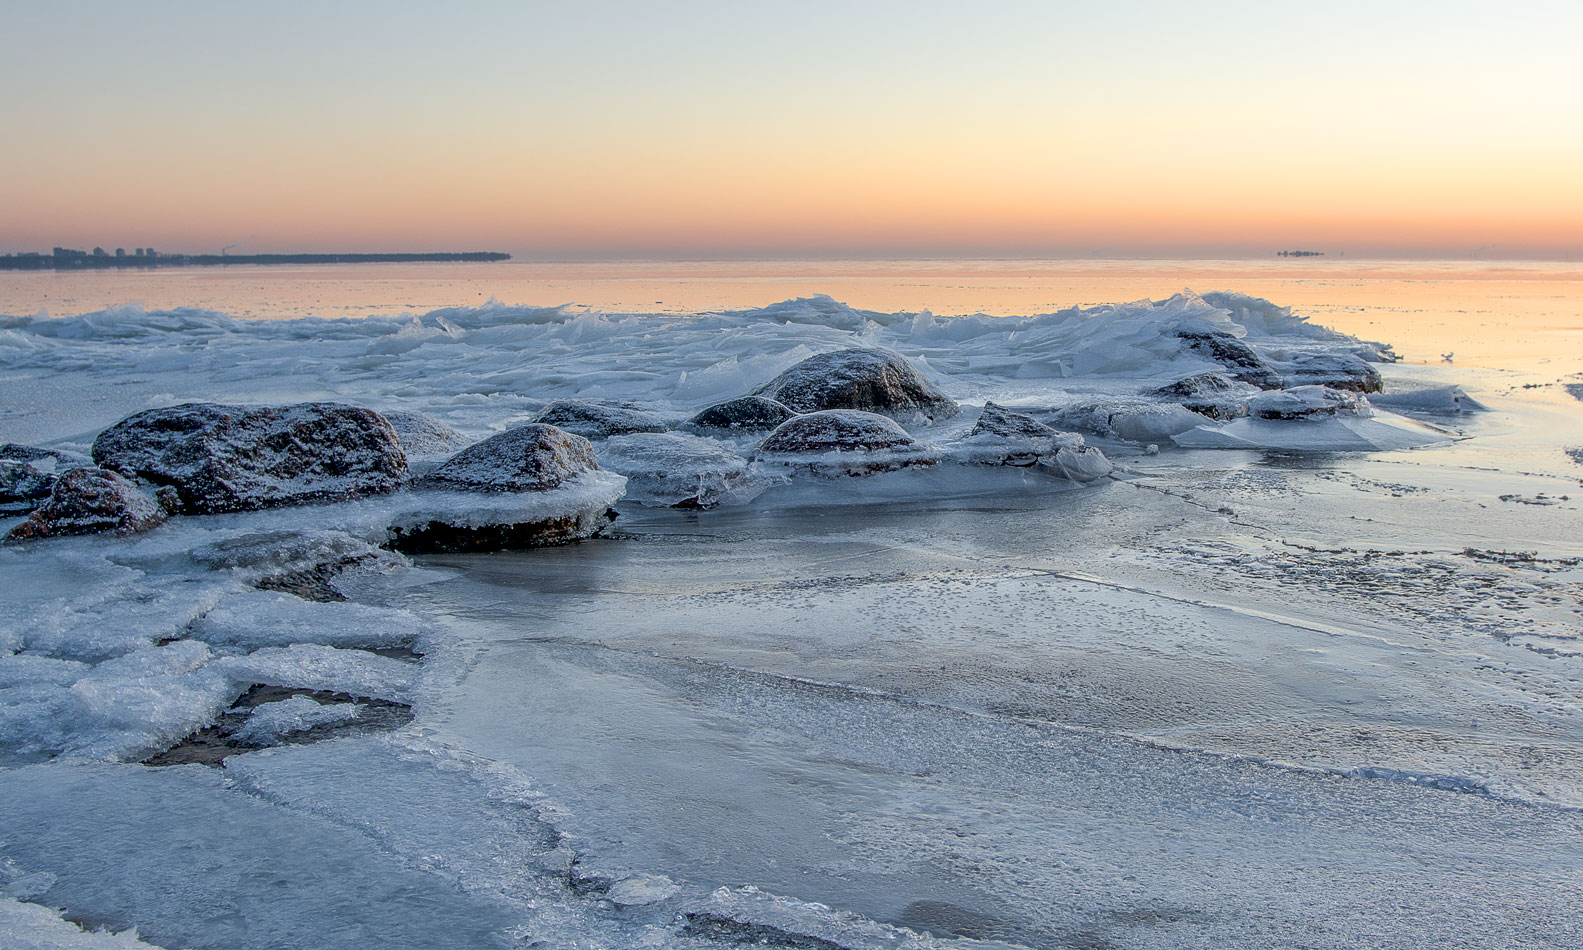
[189,529,384,578]
[1177,327,1282,389]
[424,423,598,492]
[752,348,958,423]
[1281,354,1384,393]
[1150,373,1253,420]
[91,402,408,514]
[597,432,751,508]
[387,470,626,554]
[684,396,797,434]
[4,468,166,543]
[230,695,362,747]
[1054,403,1205,443]
[381,410,469,459]
[755,410,941,476]
[947,402,1085,466]
[0,444,90,514]
[1370,385,1489,414]
[1250,385,1371,420]
[533,400,668,438]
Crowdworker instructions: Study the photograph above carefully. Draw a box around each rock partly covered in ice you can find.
[91,402,408,514]
[1039,445,1115,482]
[533,401,668,438]
[947,402,1085,466]
[393,425,622,552]
[1054,402,1207,443]
[596,432,752,507]
[423,423,599,492]
[5,468,167,543]
[752,348,958,423]
[1176,325,1282,389]
[0,444,91,514]
[381,410,470,459]
[755,410,940,475]
[684,396,798,434]
[1151,373,1254,420]
[1249,385,1371,420]
[1281,354,1384,393]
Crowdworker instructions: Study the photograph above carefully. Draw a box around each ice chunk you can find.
[597,431,754,507]
[230,695,362,746]
[214,644,418,703]
[190,591,427,651]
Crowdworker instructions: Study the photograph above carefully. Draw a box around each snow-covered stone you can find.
[533,401,668,438]
[1249,385,1371,420]
[755,410,940,476]
[5,468,167,543]
[684,396,797,434]
[752,348,958,423]
[91,402,408,514]
[424,423,599,492]
[597,431,752,507]
[0,444,90,515]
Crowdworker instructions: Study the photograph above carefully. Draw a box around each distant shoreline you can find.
[0,250,511,271]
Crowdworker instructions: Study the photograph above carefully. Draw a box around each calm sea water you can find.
[4,258,1582,371]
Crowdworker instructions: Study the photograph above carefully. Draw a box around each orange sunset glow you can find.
[3,1,1580,259]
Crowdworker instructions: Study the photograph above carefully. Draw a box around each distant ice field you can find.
[1,266,1581,949]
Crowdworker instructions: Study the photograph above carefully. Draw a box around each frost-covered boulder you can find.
[1249,385,1371,420]
[1150,373,1252,420]
[1281,354,1384,393]
[598,431,752,507]
[5,467,167,542]
[91,402,408,514]
[423,423,599,492]
[382,410,470,459]
[948,402,1085,466]
[392,423,622,553]
[684,396,797,434]
[752,348,958,423]
[755,410,940,476]
[1177,327,1282,389]
[0,443,90,514]
[533,401,668,439]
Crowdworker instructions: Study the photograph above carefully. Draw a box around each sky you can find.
[2,0,1580,260]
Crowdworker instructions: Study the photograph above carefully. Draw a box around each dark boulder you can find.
[950,403,1084,466]
[533,401,668,439]
[684,396,797,434]
[422,423,599,492]
[91,402,407,514]
[1177,331,1282,389]
[1,443,90,514]
[5,467,167,542]
[752,348,958,422]
[756,410,939,475]
[969,402,1058,441]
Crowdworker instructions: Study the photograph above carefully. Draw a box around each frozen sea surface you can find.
[2,283,1582,948]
